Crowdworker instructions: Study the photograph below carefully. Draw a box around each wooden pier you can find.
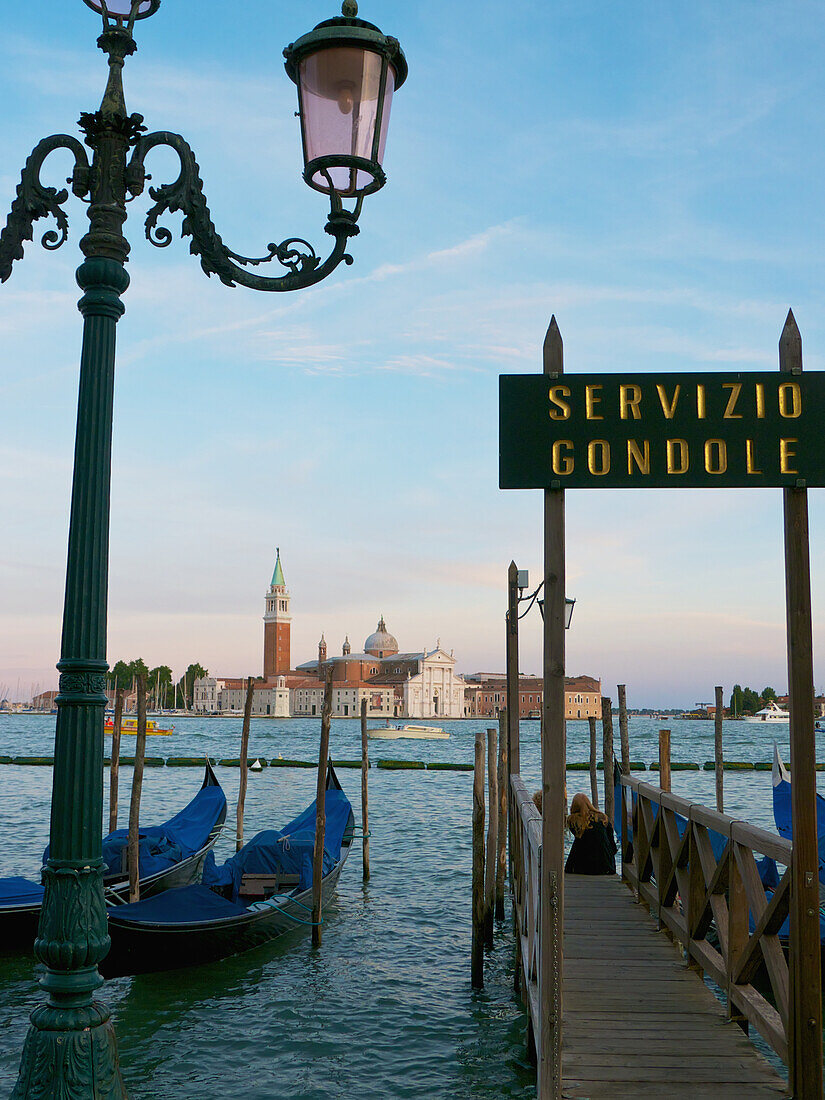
[510,774,801,1098]
[563,875,787,1098]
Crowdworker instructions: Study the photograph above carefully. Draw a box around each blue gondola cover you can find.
[204,787,352,900]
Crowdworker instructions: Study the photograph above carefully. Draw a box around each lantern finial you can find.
[342,0,358,16]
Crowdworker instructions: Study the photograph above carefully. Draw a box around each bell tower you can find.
[263,548,291,679]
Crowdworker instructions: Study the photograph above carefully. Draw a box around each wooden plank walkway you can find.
[562,875,790,1099]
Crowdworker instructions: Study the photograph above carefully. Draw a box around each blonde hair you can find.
[566,792,608,839]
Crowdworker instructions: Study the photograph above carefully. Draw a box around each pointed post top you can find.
[543,315,563,377]
[779,308,802,374]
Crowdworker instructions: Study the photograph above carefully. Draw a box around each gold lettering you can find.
[666,439,689,474]
[722,382,743,419]
[704,439,727,474]
[780,438,798,475]
[755,383,766,418]
[552,439,574,475]
[778,382,802,419]
[746,439,762,475]
[548,385,571,420]
[619,384,642,420]
[627,439,650,475]
[656,384,681,419]
[585,384,604,420]
[587,440,610,475]
[697,384,707,419]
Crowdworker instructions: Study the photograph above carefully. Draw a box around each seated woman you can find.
[564,793,617,875]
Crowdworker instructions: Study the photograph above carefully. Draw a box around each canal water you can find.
[0,715,814,1098]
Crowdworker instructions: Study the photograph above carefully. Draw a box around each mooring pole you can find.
[236,677,254,852]
[484,726,498,948]
[617,684,630,775]
[506,562,520,847]
[127,675,147,904]
[587,716,599,810]
[312,671,332,949]
[471,728,486,989]
[360,697,370,882]
[714,686,724,814]
[540,316,565,1099]
[780,310,822,1100]
[658,728,671,794]
[601,696,614,831]
[495,708,507,919]
[108,685,124,834]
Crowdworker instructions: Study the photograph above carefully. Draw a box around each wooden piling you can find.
[236,677,255,852]
[714,685,724,813]
[601,696,614,831]
[617,684,630,775]
[484,726,498,948]
[587,716,599,810]
[659,728,671,793]
[780,311,823,1100]
[471,728,485,989]
[312,671,332,948]
[360,697,370,882]
[495,709,507,920]
[108,685,124,834]
[127,675,147,903]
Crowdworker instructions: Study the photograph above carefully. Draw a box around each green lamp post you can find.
[2,1,405,1095]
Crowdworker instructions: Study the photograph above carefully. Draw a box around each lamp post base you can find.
[12,1001,126,1100]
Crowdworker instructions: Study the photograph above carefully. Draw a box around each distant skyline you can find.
[2,2,825,709]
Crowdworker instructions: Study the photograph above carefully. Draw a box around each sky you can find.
[2,1,825,708]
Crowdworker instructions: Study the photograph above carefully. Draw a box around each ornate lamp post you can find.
[3,1,405,1095]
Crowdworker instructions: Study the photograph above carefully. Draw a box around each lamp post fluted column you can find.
[13,27,137,1100]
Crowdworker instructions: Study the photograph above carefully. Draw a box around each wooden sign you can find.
[499,371,825,489]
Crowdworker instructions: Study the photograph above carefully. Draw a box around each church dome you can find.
[364,616,398,657]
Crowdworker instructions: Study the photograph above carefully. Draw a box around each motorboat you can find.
[742,701,790,723]
[367,724,449,740]
[105,717,174,736]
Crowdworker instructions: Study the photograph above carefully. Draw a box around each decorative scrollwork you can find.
[0,135,90,283]
[129,131,361,292]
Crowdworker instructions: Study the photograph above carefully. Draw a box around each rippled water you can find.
[0,715,815,1097]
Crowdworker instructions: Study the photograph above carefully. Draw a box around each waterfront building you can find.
[464,673,602,719]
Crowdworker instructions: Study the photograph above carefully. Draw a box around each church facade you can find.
[193,551,468,718]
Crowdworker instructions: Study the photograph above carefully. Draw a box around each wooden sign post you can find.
[540,318,565,1098]
[779,313,822,1100]
[499,309,823,1100]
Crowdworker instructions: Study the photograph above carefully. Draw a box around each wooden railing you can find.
[510,775,542,1040]
[619,773,794,1065]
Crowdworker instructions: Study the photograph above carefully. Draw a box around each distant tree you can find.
[740,687,761,715]
[177,663,208,708]
[149,665,173,708]
[760,686,777,706]
[729,685,744,717]
[110,660,132,691]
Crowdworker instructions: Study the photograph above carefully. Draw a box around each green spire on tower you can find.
[271,547,285,588]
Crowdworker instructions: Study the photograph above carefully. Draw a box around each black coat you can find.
[564,821,617,875]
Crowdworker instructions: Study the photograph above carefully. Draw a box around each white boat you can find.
[367,724,449,741]
[742,701,790,723]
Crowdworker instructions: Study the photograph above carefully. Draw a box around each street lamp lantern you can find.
[2,1,405,1096]
[538,596,576,629]
[83,0,160,21]
[284,0,407,198]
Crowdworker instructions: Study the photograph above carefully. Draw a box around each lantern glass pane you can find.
[85,0,154,15]
[299,48,395,193]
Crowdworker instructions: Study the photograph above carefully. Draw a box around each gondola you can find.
[101,765,354,977]
[769,744,825,951]
[0,760,226,950]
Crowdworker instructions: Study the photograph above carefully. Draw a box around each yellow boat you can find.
[104,718,174,736]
